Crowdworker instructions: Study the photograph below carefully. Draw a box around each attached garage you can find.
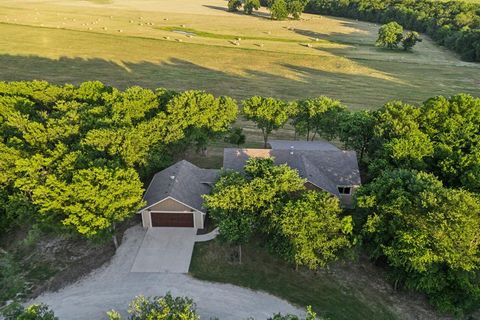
[138,160,219,230]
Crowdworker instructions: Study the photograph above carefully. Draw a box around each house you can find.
[138,160,219,229]
[139,140,361,229]
[223,140,361,207]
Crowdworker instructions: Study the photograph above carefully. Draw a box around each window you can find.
[338,186,352,195]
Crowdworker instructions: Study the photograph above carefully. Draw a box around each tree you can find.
[291,96,345,141]
[279,191,352,269]
[244,0,261,14]
[337,110,375,162]
[29,167,144,247]
[107,293,199,320]
[286,0,308,20]
[269,0,289,20]
[357,169,480,313]
[224,127,246,147]
[401,31,422,50]
[205,158,352,269]
[242,96,291,147]
[376,22,404,49]
[1,303,57,320]
[228,0,242,11]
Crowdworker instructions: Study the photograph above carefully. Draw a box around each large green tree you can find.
[242,96,291,147]
[205,158,352,269]
[357,169,480,313]
[376,22,404,49]
[291,96,345,141]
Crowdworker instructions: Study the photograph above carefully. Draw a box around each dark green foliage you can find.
[401,31,422,51]
[269,0,289,20]
[376,22,404,49]
[0,81,238,239]
[244,0,261,14]
[356,169,480,313]
[205,158,352,269]
[291,96,346,141]
[1,303,57,320]
[228,0,243,12]
[305,0,480,61]
[224,127,246,146]
[242,96,292,147]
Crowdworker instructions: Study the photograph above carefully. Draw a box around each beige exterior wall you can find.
[141,197,205,229]
[150,198,193,212]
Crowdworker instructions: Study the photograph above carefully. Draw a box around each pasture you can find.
[0,0,479,109]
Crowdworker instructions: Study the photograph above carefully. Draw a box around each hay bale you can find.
[164,18,169,21]
[118,29,123,32]
[236,37,241,41]
[315,38,319,42]
[164,36,170,40]
[306,43,313,48]
[180,24,186,27]
[176,39,182,42]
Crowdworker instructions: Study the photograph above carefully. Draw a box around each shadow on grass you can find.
[0,53,477,109]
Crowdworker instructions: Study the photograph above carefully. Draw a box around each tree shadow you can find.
[0,53,477,110]
[202,5,272,20]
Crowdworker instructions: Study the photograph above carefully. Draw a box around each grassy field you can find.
[190,240,447,320]
[0,0,479,109]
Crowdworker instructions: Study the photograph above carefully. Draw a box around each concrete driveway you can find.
[131,228,196,273]
[31,226,303,319]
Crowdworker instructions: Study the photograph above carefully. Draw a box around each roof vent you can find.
[290,146,294,155]
[170,175,175,180]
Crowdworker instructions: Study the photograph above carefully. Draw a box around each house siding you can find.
[150,198,193,212]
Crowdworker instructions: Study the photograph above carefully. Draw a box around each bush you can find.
[1,303,57,320]
[107,293,199,320]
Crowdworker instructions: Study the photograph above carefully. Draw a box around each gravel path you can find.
[31,226,303,319]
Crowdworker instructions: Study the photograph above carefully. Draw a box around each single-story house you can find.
[223,140,361,207]
[138,160,219,229]
[139,140,361,229]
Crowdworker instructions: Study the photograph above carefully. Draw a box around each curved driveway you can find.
[31,226,303,319]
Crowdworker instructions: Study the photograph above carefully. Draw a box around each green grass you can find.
[190,240,401,320]
[0,0,478,110]
[157,26,329,43]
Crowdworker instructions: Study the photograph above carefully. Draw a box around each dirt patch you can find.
[0,215,141,306]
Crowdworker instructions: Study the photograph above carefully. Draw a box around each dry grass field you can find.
[0,0,479,109]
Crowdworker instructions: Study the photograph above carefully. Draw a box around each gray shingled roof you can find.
[268,140,341,151]
[223,144,361,196]
[141,160,219,212]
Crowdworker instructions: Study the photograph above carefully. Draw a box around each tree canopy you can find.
[242,96,292,147]
[0,81,238,241]
[306,0,480,61]
[376,22,404,49]
[357,169,480,313]
[205,158,352,269]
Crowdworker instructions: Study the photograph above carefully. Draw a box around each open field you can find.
[0,0,479,109]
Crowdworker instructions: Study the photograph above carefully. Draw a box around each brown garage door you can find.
[151,212,194,227]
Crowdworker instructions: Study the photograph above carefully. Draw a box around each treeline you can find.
[1,81,479,315]
[305,0,480,61]
[210,93,480,314]
[0,81,237,244]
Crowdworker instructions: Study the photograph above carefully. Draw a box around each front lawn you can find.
[189,239,400,320]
